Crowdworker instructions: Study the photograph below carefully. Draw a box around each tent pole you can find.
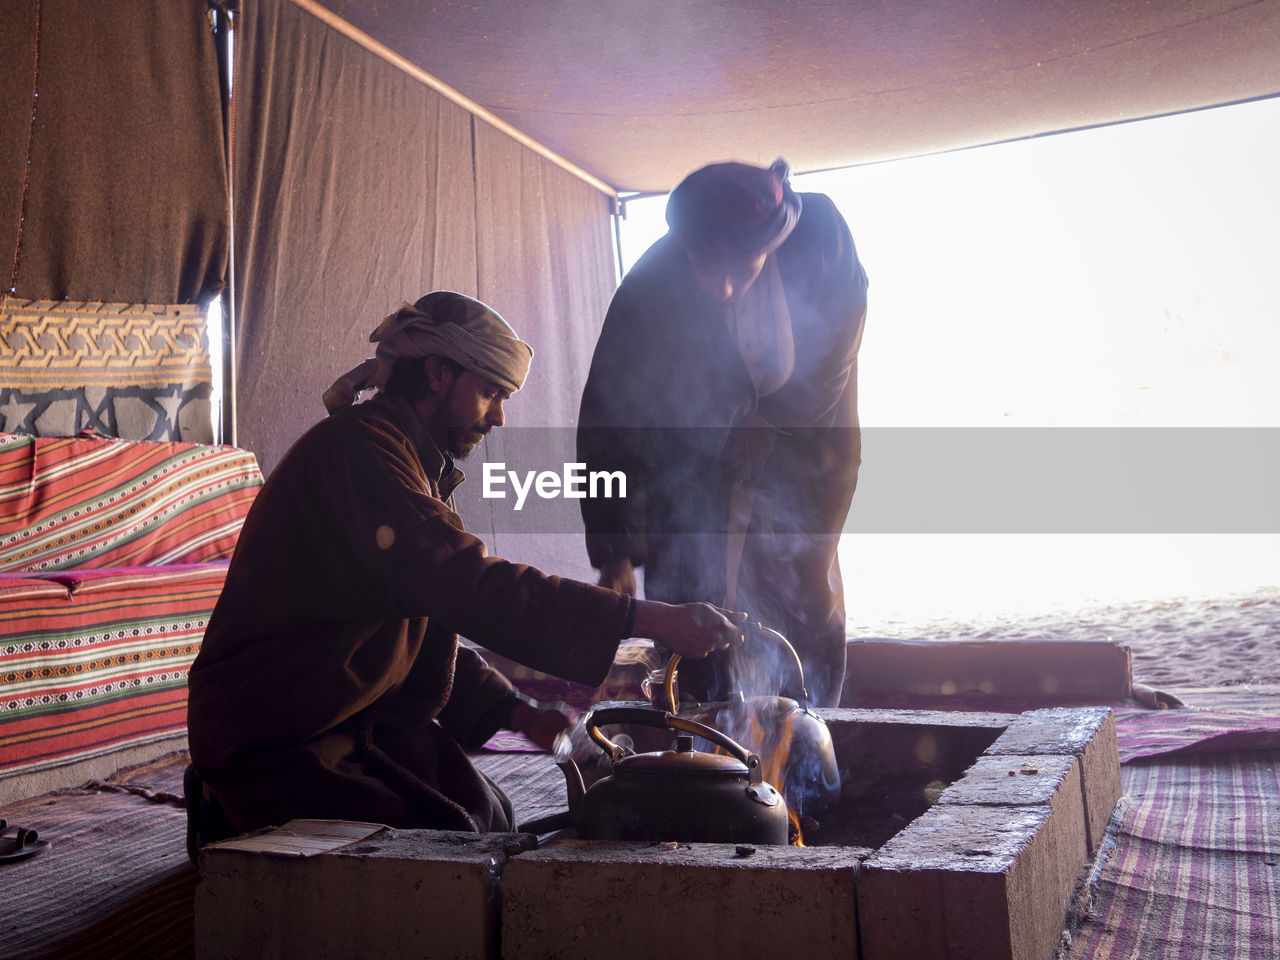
[212,2,238,447]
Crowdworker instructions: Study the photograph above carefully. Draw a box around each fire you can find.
[661,649,839,848]
[758,707,806,846]
[712,701,807,846]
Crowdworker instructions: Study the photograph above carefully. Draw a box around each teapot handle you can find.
[661,621,810,712]
[585,706,763,784]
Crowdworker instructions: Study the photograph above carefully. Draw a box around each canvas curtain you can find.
[233,0,477,475]
[0,0,228,440]
[233,0,618,561]
[459,121,618,581]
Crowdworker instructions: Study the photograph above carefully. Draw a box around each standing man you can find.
[187,291,743,840]
[577,159,868,707]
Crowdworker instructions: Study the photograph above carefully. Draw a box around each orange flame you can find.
[766,709,805,847]
[715,703,805,846]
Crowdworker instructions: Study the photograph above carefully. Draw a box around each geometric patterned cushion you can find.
[0,300,217,443]
[0,432,261,571]
[0,563,228,780]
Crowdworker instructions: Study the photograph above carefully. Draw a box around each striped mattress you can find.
[0,433,261,786]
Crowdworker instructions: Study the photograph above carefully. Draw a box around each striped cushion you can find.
[0,434,261,786]
[0,433,262,572]
[0,564,228,779]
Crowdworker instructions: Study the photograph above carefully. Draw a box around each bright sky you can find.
[616,98,1280,626]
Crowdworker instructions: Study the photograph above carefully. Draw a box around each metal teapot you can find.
[559,705,791,846]
[664,622,841,820]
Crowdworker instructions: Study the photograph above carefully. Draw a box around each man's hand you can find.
[507,697,573,753]
[597,557,637,595]
[633,600,748,659]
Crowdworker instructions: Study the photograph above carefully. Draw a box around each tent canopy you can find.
[315,0,1280,194]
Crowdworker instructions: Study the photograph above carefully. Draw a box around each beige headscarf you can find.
[323,291,533,413]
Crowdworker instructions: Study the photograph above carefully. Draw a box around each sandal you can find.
[0,825,51,864]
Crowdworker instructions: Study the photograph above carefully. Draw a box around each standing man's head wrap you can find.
[323,291,534,413]
[665,157,802,258]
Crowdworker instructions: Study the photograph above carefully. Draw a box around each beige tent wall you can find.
[0,0,228,441]
[460,119,618,582]
[234,0,616,580]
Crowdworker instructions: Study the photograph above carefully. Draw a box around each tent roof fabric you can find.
[312,0,1280,194]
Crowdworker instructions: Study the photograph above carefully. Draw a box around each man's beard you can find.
[446,425,488,459]
[436,378,491,459]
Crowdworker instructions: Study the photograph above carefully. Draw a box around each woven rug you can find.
[474,750,569,827]
[1064,749,1280,960]
[5,697,1278,959]
[0,753,192,960]
[1112,687,1280,762]
[1115,707,1280,763]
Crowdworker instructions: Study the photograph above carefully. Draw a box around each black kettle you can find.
[559,705,791,846]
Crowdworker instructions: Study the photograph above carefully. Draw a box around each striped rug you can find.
[0,564,229,784]
[1115,706,1280,763]
[1065,749,1280,960]
[0,434,261,572]
[0,757,192,960]
[4,708,1278,959]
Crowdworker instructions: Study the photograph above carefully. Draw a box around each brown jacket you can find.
[188,392,634,832]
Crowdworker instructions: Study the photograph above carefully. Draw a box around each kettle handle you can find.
[662,621,811,713]
[585,706,763,785]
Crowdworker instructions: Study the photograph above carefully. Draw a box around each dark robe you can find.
[187,392,634,833]
[577,193,867,706]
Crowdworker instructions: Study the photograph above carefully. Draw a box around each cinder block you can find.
[501,839,867,960]
[842,639,1132,705]
[938,753,1083,811]
[857,801,1081,960]
[938,752,1090,944]
[984,707,1121,852]
[196,827,530,960]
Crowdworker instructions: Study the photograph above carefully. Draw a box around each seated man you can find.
[186,291,742,841]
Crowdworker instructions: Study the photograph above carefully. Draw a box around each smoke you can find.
[696,693,841,823]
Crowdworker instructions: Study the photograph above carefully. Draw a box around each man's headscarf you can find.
[665,157,802,258]
[323,291,533,413]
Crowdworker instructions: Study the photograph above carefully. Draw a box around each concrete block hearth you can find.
[195,830,531,960]
[857,803,1083,960]
[194,706,1121,960]
[984,706,1122,852]
[501,840,867,960]
[843,638,1133,705]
